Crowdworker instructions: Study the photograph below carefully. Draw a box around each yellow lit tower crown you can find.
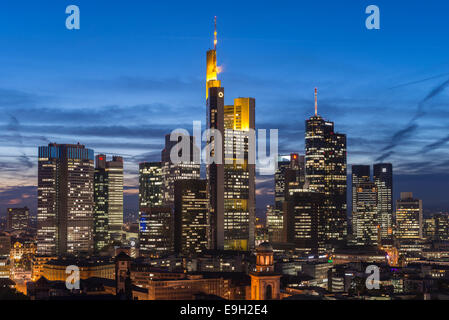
[206,16,221,100]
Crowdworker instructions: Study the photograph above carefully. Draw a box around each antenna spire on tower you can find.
[214,16,217,50]
[314,87,318,116]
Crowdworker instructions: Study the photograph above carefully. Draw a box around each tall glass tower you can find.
[305,89,347,250]
[373,163,393,240]
[37,143,94,256]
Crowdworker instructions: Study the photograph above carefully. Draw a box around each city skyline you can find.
[1,1,449,216]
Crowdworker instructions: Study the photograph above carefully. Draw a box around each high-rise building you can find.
[423,217,436,240]
[271,153,305,244]
[37,143,94,256]
[139,206,172,257]
[93,154,124,251]
[139,162,163,208]
[138,162,171,257]
[223,98,256,251]
[266,204,283,243]
[161,134,200,207]
[106,156,124,241]
[395,192,422,240]
[305,89,347,249]
[351,165,370,212]
[373,163,393,240]
[7,207,30,232]
[275,155,291,213]
[352,181,378,246]
[429,213,449,241]
[283,188,325,254]
[173,179,208,255]
[206,19,255,251]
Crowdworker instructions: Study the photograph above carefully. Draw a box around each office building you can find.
[351,165,370,212]
[206,19,255,251]
[373,163,393,240]
[266,205,283,243]
[161,134,200,207]
[395,192,422,240]
[7,207,30,232]
[139,162,163,208]
[139,206,173,257]
[37,143,94,256]
[283,189,325,254]
[305,89,347,249]
[173,179,208,255]
[94,154,124,250]
[352,181,378,246]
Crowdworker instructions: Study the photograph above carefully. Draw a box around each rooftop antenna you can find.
[214,16,217,50]
[314,87,318,116]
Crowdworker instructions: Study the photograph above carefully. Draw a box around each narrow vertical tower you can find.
[314,87,318,116]
[206,17,221,100]
[206,16,225,250]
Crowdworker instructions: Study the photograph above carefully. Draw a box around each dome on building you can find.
[256,242,273,253]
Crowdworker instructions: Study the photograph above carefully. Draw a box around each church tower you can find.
[250,242,281,300]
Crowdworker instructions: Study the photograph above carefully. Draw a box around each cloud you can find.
[376,78,449,161]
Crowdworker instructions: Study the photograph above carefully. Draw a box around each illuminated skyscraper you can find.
[138,162,171,256]
[223,98,256,251]
[305,89,347,249]
[274,155,291,213]
[94,154,124,251]
[206,18,255,251]
[106,156,124,241]
[395,192,422,240]
[94,155,108,251]
[161,134,200,207]
[373,163,393,240]
[351,165,370,212]
[37,143,94,256]
[139,162,163,208]
[174,179,208,255]
[352,181,378,246]
[266,204,283,243]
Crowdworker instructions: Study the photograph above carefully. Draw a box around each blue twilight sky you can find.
[0,0,449,216]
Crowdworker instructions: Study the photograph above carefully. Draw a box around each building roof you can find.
[257,242,273,253]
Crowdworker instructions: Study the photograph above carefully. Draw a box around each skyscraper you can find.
[174,179,208,255]
[352,181,378,246]
[395,192,423,240]
[283,189,325,254]
[351,165,370,212]
[138,162,172,257]
[106,156,124,241]
[206,18,256,251]
[161,133,200,207]
[139,162,163,208]
[37,143,94,256]
[223,98,256,251]
[266,204,283,243]
[139,206,173,257]
[373,163,393,240]
[305,89,347,249]
[94,154,124,251]
[94,155,108,251]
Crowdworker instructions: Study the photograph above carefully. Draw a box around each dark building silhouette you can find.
[283,190,325,254]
